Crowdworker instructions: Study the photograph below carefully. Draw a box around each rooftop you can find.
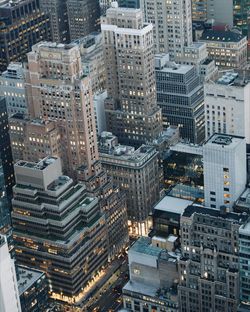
[154,196,193,215]
[16,156,58,171]
[205,133,245,148]
[130,237,162,257]
[17,265,45,295]
[200,30,246,43]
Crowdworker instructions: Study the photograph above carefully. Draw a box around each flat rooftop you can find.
[17,265,45,295]
[130,237,162,257]
[154,196,193,215]
[158,63,193,75]
[16,156,57,171]
[205,133,245,148]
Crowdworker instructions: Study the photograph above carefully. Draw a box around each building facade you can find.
[199,30,248,68]
[178,205,248,312]
[67,0,101,41]
[99,132,160,236]
[101,4,162,147]
[140,0,193,57]
[40,0,70,43]
[0,235,21,312]
[205,71,250,143]
[203,134,246,210]
[0,0,51,73]
[12,157,109,301]
[155,54,205,144]
[233,0,250,37]
[0,63,27,116]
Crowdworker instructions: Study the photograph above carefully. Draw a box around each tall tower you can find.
[140,0,193,57]
[25,42,98,178]
[67,0,101,41]
[101,3,162,147]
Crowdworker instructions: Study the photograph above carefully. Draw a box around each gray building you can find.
[12,157,109,301]
[118,0,140,8]
[155,54,205,144]
[67,0,100,41]
[40,0,70,43]
[99,132,160,236]
[178,205,248,312]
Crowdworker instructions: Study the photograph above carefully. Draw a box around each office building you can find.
[235,188,250,214]
[101,4,162,147]
[0,0,51,73]
[9,114,62,167]
[0,235,22,312]
[94,91,107,135]
[25,42,99,178]
[99,132,160,236]
[203,134,247,210]
[67,0,101,41]
[0,63,27,115]
[17,265,48,312]
[40,0,69,43]
[199,30,248,68]
[140,0,193,57]
[178,205,248,312]
[205,71,250,143]
[12,156,109,301]
[233,0,250,37]
[75,32,106,94]
[155,54,205,144]
[151,196,193,238]
[0,97,15,198]
[123,237,179,312]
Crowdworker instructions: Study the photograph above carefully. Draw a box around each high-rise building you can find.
[12,156,109,301]
[40,0,70,43]
[155,54,205,144]
[0,97,15,198]
[101,4,162,147]
[25,42,98,178]
[239,222,250,305]
[205,71,250,143]
[178,205,248,312]
[99,132,160,236]
[203,134,247,210]
[199,30,248,69]
[234,0,250,37]
[67,0,101,41]
[0,0,51,73]
[140,0,193,57]
[118,0,140,8]
[0,63,27,116]
[0,235,22,312]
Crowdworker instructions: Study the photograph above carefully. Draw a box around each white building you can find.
[205,72,250,143]
[140,0,193,58]
[0,63,27,116]
[203,133,246,211]
[0,235,21,312]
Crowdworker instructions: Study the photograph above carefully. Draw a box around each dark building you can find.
[155,55,205,144]
[0,0,51,72]
[17,265,49,312]
[233,0,250,37]
[40,0,70,43]
[67,0,100,41]
[118,0,140,8]
[0,97,15,199]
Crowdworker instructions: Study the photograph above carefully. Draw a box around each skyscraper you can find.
[0,0,51,73]
[12,156,108,300]
[67,0,101,41]
[40,0,70,43]
[203,134,246,211]
[140,0,193,57]
[101,4,162,147]
[155,54,205,144]
[0,235,22,312]
[233,0,250,36]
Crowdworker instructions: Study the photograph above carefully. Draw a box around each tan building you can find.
[99,132,160,236]
[101,4,162,147]
[199,30,248,68]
